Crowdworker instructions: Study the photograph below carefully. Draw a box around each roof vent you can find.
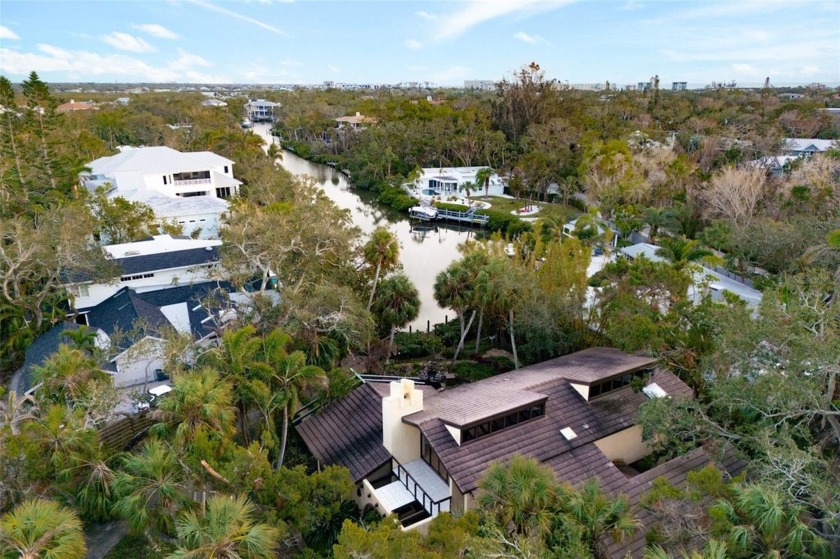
[560,427,577,440]
[125,250,141,256]
[205,246,214,252]
[643,382,668,399]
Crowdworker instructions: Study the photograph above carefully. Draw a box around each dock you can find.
[434,206,489,226]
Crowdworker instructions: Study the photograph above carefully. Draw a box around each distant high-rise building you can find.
[672,81,687,91]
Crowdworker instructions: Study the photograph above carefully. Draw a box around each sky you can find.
[0,0,838,87]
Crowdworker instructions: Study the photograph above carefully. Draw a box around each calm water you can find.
[255,125,475,330]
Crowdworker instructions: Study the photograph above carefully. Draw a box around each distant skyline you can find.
[1,0,838,86]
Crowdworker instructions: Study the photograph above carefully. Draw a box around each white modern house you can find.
[411,167,506,198]
[64,234,224,310]
[244,99,280,122]
[82,146,241,239]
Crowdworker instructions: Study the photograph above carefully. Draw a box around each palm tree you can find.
[167,494,280,559]
[153,368,237,450]
[363,227,400,311]
[655,236,716,271]
[199,325,266,443]
[31,345,108,405]
[478,257,525,369]
[558,479,639,559]
[434,260,477,363]
[800,228,840,279]
[112,439,190,536]
[372,273,420,363]
[477,455,556,538]
[0,390,38,435]
[259,330,327,469]
[642,207,676,244]
[710,484,829,559]
[475,167,494,198]
[0,499,86,559]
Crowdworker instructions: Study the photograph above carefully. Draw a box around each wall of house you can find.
[593,425,649,465]
[382,380,424,465]
[70,266,218,309]
[112,338,167,388]
[167,212,223,239]
[450,481,466,515]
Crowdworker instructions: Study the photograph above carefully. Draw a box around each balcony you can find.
[173,178,212,186]
[368,458,450,528]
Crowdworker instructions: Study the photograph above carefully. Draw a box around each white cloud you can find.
[404,39,423,50]
[800,65,820,76]
[0,44,179,81]
[621,0,644,10]
[416,10,437,21]
[185,0,283,35]
[0,25,20,40]
[169,48,212,70]
[731,63,760,77]
[134,24,180,39]
[328,65,340,74]
[433,0,575,41]
[101,32,156,53]
[514,31,548,45]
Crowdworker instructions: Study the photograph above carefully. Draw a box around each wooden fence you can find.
[98,413,156,451]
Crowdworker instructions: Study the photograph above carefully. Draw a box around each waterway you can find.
[254,124,476,331]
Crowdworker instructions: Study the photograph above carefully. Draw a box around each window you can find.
[216,186,231,199]
[68,284,90,297]
[163,176,167,185]
[224,165,229,173]
[420,434,449,483]
[589,369,650,398]
[120,272,155,282]
[460,402,546,443]
[177,191,208,197]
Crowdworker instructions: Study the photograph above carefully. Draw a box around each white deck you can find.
[375,480,415,513]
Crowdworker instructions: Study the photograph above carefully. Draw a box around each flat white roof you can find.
[87,146,234,176]
[104,235,221,259]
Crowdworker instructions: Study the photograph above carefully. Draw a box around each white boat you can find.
[409,205,438,221]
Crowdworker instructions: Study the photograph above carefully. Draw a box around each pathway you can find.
[85,520,128,559]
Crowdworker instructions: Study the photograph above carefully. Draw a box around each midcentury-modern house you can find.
[619,242,763,307]
[18,281,237,391]
[82,146,241,239]
[244,99,280,122]
[782,138,836,157]
[296,348,743,555]
[335,112,378,130]
[412,167,506,197]
[63,234,223,310]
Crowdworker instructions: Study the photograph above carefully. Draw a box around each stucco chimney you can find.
[382,379,423,464]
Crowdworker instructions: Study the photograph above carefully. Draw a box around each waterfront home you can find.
[782,138,837,157]
[63,234,224,310]
[412,167,506,197]
[244,99,280,122]
[296,347,744,554]
[82,146,241,239]
[335,112,378,130]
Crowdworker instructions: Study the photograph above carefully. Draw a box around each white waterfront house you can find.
[782,138,837,157]
[411,167,506,198]
[244,99,280,122]
[64,234,223,310]
[82,146,241,239]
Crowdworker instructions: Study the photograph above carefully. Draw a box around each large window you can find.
[460,402,545,444]
[420,434,449,483]
[173,170,210,181]
[216,186,231,199]
[589,369,650,398]
[177,191,208,197]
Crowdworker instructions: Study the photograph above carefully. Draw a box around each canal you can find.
[255,125,475,331]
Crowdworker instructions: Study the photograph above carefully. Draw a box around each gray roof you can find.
[295,383,392,483]
[17,322,83,393]
[70,246,220,285]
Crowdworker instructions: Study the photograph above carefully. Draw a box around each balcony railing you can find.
[173,178,211,186]
[394,460,451,517]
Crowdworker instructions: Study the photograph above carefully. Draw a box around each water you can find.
[254,124,475,331]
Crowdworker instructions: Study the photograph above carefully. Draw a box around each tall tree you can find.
[21,72,59,194]
[363,227,400,311]
[372,273,420,363]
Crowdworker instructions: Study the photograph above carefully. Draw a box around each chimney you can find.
[356,111,361,117]
[382,379,423,464]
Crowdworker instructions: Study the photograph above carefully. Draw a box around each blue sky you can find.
[1,0,838,86]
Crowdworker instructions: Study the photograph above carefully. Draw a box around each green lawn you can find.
[468,196,580,224]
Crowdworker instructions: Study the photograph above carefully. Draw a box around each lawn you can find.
[468,196,580,224]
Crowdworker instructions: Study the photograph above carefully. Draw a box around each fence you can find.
[98,413,156,451]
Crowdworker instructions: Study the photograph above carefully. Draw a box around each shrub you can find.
[394,332,443,359]
[434,201,470,212]
[451,360,499,382]
[378,186,418,212]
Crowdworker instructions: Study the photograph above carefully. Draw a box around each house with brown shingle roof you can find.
[57,99,97,113]
[296,347,743,554]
